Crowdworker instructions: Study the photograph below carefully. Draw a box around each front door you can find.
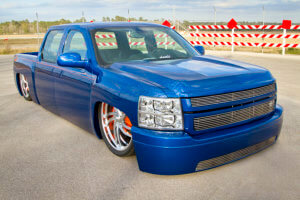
[54,30,96,131]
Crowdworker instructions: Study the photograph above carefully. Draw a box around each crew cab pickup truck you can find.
[13,22,283,175]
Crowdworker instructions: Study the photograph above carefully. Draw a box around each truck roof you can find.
[50,22,166,30]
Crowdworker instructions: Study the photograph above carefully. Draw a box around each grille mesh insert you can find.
[196,136,276,171]
[191,83,275,107]
[193,99,275,131]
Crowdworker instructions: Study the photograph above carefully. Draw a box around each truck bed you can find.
[20,52,39,56]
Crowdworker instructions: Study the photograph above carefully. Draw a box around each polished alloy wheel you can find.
[100,103,133,152]
[19,74,31,99]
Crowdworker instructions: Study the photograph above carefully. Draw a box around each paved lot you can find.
[0,52,299,200]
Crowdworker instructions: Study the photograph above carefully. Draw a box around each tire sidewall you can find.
[19,74,32,101]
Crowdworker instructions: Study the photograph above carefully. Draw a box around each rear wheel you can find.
[99,103,134,156]
[19,74,32,101]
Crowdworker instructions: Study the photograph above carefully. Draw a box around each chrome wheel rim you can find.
[20,74,30,98]
[101,103,132,151]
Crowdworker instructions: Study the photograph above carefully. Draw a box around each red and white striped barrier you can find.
[154,34,169,38]
[190,33,300,39]
[96,42,117,46]
[96,41,175,47]
[95,33,169,39]
[189,25,300,30]
[190,41,300,48]
[129,42,146,46]
[95,34,115,39]
[156,41,175,45]
[189,20,300,53]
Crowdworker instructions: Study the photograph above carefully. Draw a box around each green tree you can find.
[113,16,127,21]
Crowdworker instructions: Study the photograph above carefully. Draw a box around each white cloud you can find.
[0,0,299,22]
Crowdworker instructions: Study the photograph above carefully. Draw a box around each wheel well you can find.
[16,73,22,96]
[92,101,132,139]
[93,101,102,139]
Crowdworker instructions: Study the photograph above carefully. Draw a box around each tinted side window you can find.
[42,30,64,63]
[153,30,179,51]
[94,32,119,64]
[63,31,87,60]
[126,33,148,54]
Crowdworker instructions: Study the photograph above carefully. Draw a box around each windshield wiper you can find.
[143,57,190,62]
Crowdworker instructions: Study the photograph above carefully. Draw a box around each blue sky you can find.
[0,0,300,23]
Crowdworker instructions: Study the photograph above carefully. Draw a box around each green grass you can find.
[0,39,39,54]
[0,45,38,54]
[0,38,39,45]
[285,48,300,55]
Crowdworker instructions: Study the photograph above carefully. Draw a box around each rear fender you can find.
[13,54,39,103]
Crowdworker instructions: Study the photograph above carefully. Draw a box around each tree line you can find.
[0,19,74,35]
[0,16,149,34]
[0,16,284,35]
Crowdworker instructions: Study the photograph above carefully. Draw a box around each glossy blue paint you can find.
[107,56,275,98]
[34,61,58,113]
[57,52,88,68]
[13,22,283,175]
[133,105,283,175]
[194,45,205,55]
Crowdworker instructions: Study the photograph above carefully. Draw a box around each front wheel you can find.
[19,74,32,101]
[99,103,134,156]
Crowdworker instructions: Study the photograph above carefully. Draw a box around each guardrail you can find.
[189,23,300,55]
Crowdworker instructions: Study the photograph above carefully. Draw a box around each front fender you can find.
[90,68,167,131]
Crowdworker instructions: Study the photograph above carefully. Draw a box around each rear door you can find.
[35,30,64,113]
[54,30,96,131]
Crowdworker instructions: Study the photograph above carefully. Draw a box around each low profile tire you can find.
[98,102,134,157]
[19,74,32,101]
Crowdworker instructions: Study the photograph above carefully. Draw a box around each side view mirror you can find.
[194,45,205,55]
[57,52,88,68]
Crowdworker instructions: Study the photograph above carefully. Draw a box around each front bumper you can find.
[132,105,283,175]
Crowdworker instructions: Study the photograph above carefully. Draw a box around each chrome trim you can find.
[193,99,275,131]
[20,74,30,98]
[101,103,132,151]
[196,136,276,171]
[191,83,275,107]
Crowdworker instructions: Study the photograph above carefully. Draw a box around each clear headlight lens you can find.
[138,96,183,130]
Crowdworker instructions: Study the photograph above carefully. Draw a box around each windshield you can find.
[91,26,199,65]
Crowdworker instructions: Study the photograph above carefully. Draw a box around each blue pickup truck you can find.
[13,22,283,175]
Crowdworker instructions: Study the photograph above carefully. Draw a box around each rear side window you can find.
[153,30,177,51]
[127,33,148,54]
[94,32,119,64]
[63,31,87,60]
[42,30,64,63]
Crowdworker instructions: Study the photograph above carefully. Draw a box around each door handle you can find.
[53,68,62,77]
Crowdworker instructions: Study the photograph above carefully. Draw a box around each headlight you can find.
[138,96,183,130]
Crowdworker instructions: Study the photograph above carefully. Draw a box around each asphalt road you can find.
[0,52,299,200]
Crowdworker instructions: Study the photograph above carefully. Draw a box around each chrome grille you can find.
[196,136,276,171]
[194,99,275,131]
[191,83,275,107]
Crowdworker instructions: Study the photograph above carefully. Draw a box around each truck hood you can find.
[110,56,275,97]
